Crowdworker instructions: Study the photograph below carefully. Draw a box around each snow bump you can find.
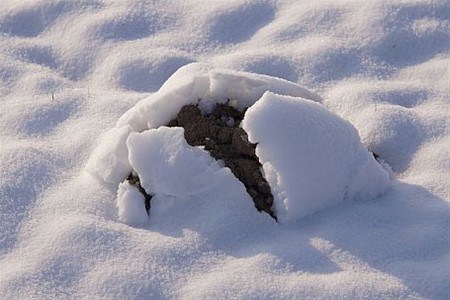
[87,63,390,225]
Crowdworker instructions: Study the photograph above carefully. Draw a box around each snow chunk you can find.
[85,126,132,185]
[242,92,391,223]
[117,181,149,225]
[126,127,222,199]
[208,68,321,110]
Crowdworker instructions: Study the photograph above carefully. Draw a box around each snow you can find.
[85,125,132,185]
[117,181,148,225]
[242,92,391,222]
[127,127,222,199]
[116,62,320,132]
[115,90,390,224]
[0,0,449,299]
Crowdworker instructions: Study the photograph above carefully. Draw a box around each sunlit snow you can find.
[0,0,448,299]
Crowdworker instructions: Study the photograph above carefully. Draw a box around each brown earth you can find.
[167,104,276,220]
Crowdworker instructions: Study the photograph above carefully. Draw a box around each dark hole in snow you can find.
[372,152,380,160]
[168,103,277,221]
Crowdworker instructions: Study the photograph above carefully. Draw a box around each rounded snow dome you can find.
[86,63,391,225]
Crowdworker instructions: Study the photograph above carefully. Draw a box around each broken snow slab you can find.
[85,62,391,225]
[242,92,391,223]
[165,103,277,219]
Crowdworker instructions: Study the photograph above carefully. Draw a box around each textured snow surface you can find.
[0,0,449,299]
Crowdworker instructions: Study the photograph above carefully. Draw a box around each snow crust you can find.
[117,62,320,132]
[85,126,132,185]
[1,0,449,299]
[242,92,391,222]
[127,127,222,199]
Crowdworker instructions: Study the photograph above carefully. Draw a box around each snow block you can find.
[117,181,149,225]
[85,126,132,186]
[242,92,391,223]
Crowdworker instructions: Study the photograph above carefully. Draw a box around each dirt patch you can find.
[167,103,276,220]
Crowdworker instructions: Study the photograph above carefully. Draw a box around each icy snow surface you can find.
[1,0,449,299]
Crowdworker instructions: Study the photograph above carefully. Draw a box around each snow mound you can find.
[87,63,390,223]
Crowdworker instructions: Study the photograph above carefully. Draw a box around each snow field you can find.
[0,0,448,299]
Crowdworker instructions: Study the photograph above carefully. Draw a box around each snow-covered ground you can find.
[0,0,449,299]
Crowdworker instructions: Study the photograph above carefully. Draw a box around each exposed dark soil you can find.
[127,172,152,214]
[167,103,276,220]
